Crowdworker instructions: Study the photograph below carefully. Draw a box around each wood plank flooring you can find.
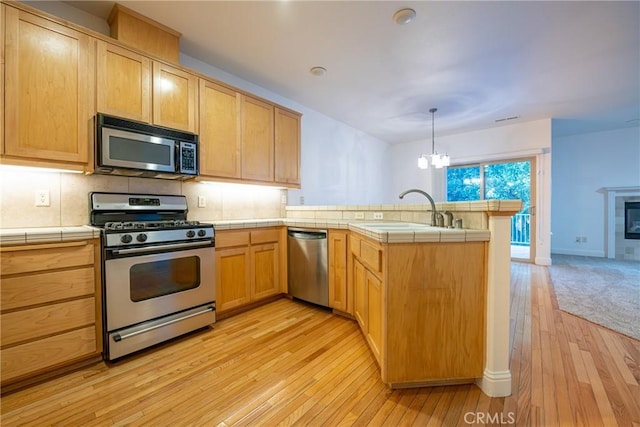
[1,262,639,426]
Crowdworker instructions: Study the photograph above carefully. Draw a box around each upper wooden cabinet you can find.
[275,108,301,186]
[3,7,95,169]
[96,41,151,123]
[96,41,197,133]
[153,61,198,133]
[199,80,302,188]
[241,95,274,182]
[199,79,241,178]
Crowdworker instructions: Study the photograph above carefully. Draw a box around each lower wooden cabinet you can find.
[0,240,102,386]
[352,253,384,366]
[349,230,487,387]
[215,228,285,314]
[328,230,350,314]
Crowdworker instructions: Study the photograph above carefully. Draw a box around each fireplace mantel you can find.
[598,187,640,258]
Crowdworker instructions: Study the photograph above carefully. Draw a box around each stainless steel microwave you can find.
[95,114,199,180]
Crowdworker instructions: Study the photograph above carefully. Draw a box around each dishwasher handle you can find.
[288,229,327,240]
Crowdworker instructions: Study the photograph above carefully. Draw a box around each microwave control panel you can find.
[179,142,198,175]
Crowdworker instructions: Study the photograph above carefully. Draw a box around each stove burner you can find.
[104,220,201,231]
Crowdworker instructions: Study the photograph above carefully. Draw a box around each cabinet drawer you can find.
[1,267,95,311]
[250,228,280,245]
[1,326,96,383]
[360,240,382,274]
[0,242,94,275]
[1,297,95,347]
[216,230,250,248]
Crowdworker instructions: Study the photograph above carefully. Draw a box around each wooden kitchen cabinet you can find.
[199,84,302,188]
[215,245,251,312]
[241,95,274,182]
[328,230,350,314]
[366,272,382,363]
[96,41,197,133]
[153,61,198,133]
[353,258,367,330]
[3,6,95,171]
[251,243,279,300]
[349,229,486,387]
[96,40,152,123]
[274,108,301,186]
[198,79,242,178]
[0,240,102,388]
[351,236,385,366]
[215,228,285,314]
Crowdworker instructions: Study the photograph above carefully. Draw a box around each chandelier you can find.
[418,108,450,169]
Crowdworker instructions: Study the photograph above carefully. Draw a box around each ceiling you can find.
[65,1,640,144]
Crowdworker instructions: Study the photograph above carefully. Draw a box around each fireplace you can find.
[625,202,640,240]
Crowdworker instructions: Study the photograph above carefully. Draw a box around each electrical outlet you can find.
[198,195,206,208]
[300,196,305,205]
[581,236,587,243]
[355,212,365,220]
[575,236,581,243]
[373,212,384,220]
[35,189,50,207]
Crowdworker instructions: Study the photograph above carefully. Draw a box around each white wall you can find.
[551,127,640,257]
[391,119,553,265]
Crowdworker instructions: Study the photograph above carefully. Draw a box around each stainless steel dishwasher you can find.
[287,228,329,307]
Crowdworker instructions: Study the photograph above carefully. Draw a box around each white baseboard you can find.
[476,369,512,397]
[551,248,605,257]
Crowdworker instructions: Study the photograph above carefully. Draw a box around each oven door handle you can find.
[112,241,213,255]
[113,306,215,342]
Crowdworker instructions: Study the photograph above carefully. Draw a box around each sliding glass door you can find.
[446,158,535,262]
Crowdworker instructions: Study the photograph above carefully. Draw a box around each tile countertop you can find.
[0,226,101,245]
[0,220,490,245]
[210,219,490,244]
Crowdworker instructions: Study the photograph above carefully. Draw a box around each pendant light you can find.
[418,108,450,169]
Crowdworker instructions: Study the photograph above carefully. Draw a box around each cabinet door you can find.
[274,108,300,186]
[215,247,251,312]
[97,41,151,123]
[4,7,94,165]
[251,243,280,300]
[241,95,274,182]
[152,62,197,133]
[199,79,241,178]
[329,230,349,313]
[353,258,367,330]
[367,272,383,364]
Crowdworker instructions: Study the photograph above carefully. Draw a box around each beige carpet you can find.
[548,254,640,340]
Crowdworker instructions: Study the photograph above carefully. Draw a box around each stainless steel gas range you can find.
[90,192,215,360]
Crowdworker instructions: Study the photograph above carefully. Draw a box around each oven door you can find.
[104,242,215,331]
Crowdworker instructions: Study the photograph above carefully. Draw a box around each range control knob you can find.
[186,230,196,238]
[121,234,133,244]
[136,233,148,242]
[197,229,207,237]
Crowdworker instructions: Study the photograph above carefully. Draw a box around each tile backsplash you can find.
[0,169,286,228]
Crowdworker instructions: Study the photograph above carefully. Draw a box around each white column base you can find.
[477,369,512,397]
[535,256,552,266]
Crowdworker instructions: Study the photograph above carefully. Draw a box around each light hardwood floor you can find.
[1,262,639,426]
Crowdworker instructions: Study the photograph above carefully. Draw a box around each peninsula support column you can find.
[478,212,513,397]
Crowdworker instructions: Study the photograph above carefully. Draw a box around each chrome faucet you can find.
[398,189,442,226]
